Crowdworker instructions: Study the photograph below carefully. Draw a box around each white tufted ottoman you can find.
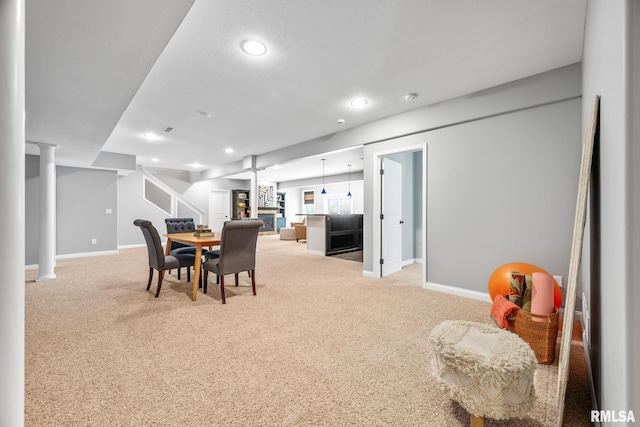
[429,320,537,427]
[279,227,296,240]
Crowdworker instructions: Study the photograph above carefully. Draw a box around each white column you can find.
[0,0,25,425]
[36,143,57,281]
[249,170,258,218]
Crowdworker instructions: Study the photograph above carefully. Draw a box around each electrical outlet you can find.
[553,275,563,288]
[91,238,97,245]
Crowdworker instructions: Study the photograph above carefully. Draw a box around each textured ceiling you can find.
[25,0,587,182]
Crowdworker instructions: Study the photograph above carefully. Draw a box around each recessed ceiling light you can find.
[337,119,346,125]
[142,133,159,141]
[197,110,212,118]
[350,98,368,108]
[190,163,203,169]
[404,93,418,101]
[151,158,159,162]
[225,148,234,154]
[241,39,267,56]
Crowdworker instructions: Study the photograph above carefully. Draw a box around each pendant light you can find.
[347,164,352,198]
[321,158,327,195]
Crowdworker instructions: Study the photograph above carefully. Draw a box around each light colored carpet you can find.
[24,235,590,426]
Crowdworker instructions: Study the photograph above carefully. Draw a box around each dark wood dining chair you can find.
[134,219,180,297]
[202,219,263,304]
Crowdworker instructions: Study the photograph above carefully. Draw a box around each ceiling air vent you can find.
[163,127,174,133]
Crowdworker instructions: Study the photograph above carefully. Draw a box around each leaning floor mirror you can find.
[556,95,599,425]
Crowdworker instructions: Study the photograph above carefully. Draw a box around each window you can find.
[143,177,171,215]
[326,195,352,215]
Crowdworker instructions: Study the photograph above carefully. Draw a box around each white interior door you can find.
[209,190,230,233]
[381,157,403,276]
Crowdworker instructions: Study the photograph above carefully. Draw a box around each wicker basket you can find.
[507,309,559,364]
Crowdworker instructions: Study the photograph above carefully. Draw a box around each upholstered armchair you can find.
[291,217,307,242]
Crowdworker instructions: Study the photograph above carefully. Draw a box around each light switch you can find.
[105,208,112,214]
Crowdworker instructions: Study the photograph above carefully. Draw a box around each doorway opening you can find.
[372,144,426,286]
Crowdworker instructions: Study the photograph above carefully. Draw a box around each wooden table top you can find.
[164,232,220,246]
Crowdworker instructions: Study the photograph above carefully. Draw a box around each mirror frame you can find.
[556,95,599,425]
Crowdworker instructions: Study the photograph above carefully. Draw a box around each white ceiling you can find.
[25,0,587,183]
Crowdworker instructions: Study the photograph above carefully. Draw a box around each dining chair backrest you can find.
[217,220,263,275]
[165,217,196,251]
[134,219,166,270]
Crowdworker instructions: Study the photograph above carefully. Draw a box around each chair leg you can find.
[220,275,226,304]
[235,272,239,287]
[203,270,208,294]
[155,270,165,297]
[146,268,154,291]
[177,267,181,280]
[187,266,191,283]
[251,269,256,295]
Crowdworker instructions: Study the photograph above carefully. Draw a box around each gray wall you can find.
[25,156,118,263]
[363,64,582,279]
[25,155,40,265]
[582,0,639,417]
[56,166,118,255]
[426,98,581,292]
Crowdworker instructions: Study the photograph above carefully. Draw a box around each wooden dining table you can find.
[164,232,221,301]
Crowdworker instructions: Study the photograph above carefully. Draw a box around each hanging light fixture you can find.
[347,164,352,198]
[321,159,327,195]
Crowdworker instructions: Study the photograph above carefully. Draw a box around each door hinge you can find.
[380,168,384,175]
[380,258,384,265]
[380,214,384,220]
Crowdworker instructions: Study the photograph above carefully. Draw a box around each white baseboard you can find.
[425,281,492,303]
[26,250,120,269]
[56,250,119,260]
[362,270,375,278]
[118,243,146,250]
[306,250,325,256]
[26,248,134,269]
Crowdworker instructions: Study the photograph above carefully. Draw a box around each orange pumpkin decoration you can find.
[488,262,562,309]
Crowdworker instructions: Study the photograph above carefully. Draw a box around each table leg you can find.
[191,244,202,301]
[470,414,484,427]
[165,237,172,256]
